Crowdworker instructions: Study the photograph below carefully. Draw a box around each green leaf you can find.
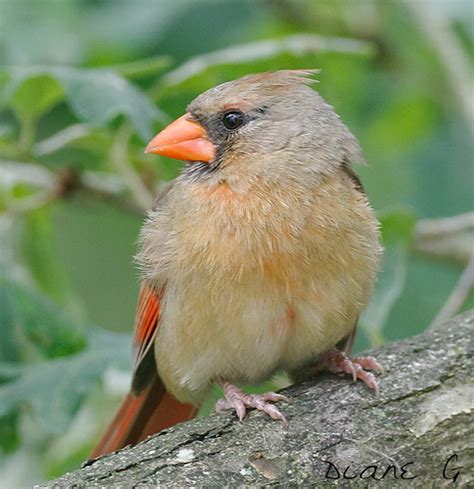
[0,272,86,360]
[1,67,164,141]
[32,124,108,156]
[0,412,20,453]
[21,207,73,304]
[0,328,131,434]
[379,208,417,246]
[363,95,439,158]
[0,274,23,363]
[55,68,163,141]
[9,74,64,121]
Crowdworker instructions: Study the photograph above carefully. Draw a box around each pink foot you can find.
[215,381,288,425]
[318,349,383,395]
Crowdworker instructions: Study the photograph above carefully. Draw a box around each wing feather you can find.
[131,281,162,391]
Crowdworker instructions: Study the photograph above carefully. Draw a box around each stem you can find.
[109,124,154,212]
[430,254,474,328]
[111,56,171,79]
[405,1,474,136]
[18,115,36,152]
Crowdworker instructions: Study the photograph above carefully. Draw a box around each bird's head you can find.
[146,70,363,185]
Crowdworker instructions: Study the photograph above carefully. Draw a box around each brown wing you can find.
[130,281,162,393]
[90,281,197,458]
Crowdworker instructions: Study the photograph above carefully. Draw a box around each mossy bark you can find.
[40,311,473,488]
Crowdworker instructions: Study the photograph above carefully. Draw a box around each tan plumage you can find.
[93,70,382,457]
[137,70,381,404]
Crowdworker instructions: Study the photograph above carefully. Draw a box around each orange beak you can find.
[145,114,216,162]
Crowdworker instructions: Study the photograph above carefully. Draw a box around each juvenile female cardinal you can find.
[92,70,382,457]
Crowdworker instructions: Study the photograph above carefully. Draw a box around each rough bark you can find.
[41,311,473,488]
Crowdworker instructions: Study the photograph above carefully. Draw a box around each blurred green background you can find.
[0,0,473,486]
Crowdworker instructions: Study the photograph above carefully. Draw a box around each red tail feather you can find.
[91,374,197,458]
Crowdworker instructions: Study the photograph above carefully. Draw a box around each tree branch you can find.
[109,124,154,211]
[405,1,474,136]
[430,255,474,328]
[41,311,473,488]
[0,161,147,216]
[414,213,474,266]
[151,34,374,98]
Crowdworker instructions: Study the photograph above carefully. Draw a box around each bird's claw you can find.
[215,382,288,425]
[318,349,383,395]
[352,355,384,374]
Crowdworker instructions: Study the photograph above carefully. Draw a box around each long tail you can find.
[91,374,197,458]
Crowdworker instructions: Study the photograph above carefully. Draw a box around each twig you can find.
[0,161,56,190]
[2,168,76,216]
[415,212,474,238]
[405,1,474,135]
[414,234,474,266]
[430,254,474,328]
[33,124,94,156]
[416,214,474,327]
[78,171,146,215]
[4,188,59,216]
[109,124,154,212]
[414,213,474,265]
[0,161,145,216]
[152,34,374,97]
[17,115,36,153]
[109,56,171,79]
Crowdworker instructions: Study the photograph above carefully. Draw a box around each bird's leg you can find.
[215,380,289,425]
[316,349,384,395]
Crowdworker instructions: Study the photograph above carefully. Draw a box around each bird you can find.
[91,70,383,458]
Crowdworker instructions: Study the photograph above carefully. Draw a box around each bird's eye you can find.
[222,111,245,130]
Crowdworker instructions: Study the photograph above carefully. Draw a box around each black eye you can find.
[222,111,245,130]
